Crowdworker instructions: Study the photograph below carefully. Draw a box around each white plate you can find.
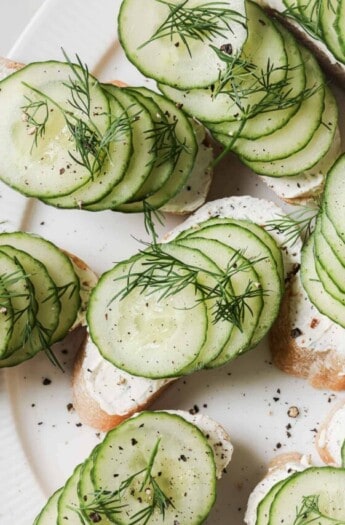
[0,1,344,523]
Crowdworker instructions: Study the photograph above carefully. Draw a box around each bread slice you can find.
[244,452,311,525]
[270,271,345,391]
[72,336,175,431]
[316,398,345,465]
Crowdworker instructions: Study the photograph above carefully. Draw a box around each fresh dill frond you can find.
[282,0,324,40]
[144,118,189,168]
[139,0,245,57]
[21,96,50,151]
[293,493,345,525]
[265,205,319,247]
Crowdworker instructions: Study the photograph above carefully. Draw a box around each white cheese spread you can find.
[82,338,173,415]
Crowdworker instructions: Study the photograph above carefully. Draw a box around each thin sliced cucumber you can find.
[33,488,63,525]
[243,86,338,176]
[337,0,345,54]
[314,219,345,296]
[181,220,283,349]
[301,235,345,328]
[0,246,56,358]
[85,85,156,211]
[221,48,325,162]
[118,0,247,89]
[321,210,345,266]
[323,154,345,243]
[57,464,84,525]
[43,93,132,208]
[91,411,217,524]
[124,88,175,201]
[269,467,345,525]
[0,232,80,343]
[255,478,286,525]
[157,1,287,124]
[320,0,345,62]
[159,241,235,371]
[0,253,20,358]
[117,87,198,212]
[205,22,305,138]
[87,253,208,378]
[0,61,110,197]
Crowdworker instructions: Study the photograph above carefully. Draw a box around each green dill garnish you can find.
[138,0,245,56]
[75,439,173,525]
[293,493,345,525]
[144,118,189,168]
[210,47,322,165]
[111,204,266,331]
[265,204,319,247]
[281,0,324,41]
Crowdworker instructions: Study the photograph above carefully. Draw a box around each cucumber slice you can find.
[337,0,345,54]
[91,411,217,524]
[0,245,58,358]
[323,154,345,243]
[269,467,345,525]
[221,48,325,162]
[0,61,110,198]
[181,220,283,349]
[255,479,286,525]
[118,0,247,89]
[159,240,235,370]
[157,1,287,124]
[124,88,175,200]
[205,22,305,138]
[0,232,80,343]
[33,488,63,525]
[321,211,345,266]
[87,253,208,378]
[43,92,132,208]
[242,86,338,176]
[314,219,345,297]
[176,236,262,368]
[320,0,345,62]
[57,464,84,525]
[117,88,198,212]
[0,253,21,358]
[301,235,345,328]
[85,85,156,211]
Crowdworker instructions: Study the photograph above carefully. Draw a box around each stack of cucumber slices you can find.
[34,411,220,525]
[0,60,212,212]
[0,231,95,368]
[282,0,345,65]
[301,154,345,328]
[119,0,339,178]
[87,214,284,378]
[254,465,345,525]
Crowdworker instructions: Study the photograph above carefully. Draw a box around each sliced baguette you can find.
[316,398,345,466]
[244,452,311,525]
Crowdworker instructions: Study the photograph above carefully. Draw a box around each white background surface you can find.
[0,0,45,56]
[0,2,344,525]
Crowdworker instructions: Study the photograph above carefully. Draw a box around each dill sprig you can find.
[21,97,50,152]
[112,205,266,331]
[139,0,245,57]
[144,118,189,168]
[265,205,319,247]
[77,439,173,525]
[282,0,324,41]
[293,494,345,525]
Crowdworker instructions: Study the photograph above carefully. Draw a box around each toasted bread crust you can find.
[72,340,173,432]
[270,289,345,391]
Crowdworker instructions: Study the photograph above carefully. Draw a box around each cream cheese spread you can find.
[82,338,173,415]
